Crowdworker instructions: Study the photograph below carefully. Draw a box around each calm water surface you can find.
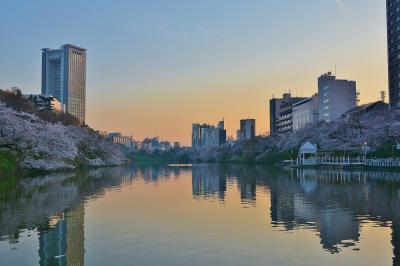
[0,164,399,265]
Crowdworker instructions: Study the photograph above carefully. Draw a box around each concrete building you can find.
[342,101,389,119]
[23,94,62,112]
[217,120,227,145]
[387,0,400,108]
[173,142,181,149]
[237,119,255,141]
[41,44,86,124]
[107,132,135,151]
[192,124,201,148]
[192,120,226,148]
[269,93,307,134]
[159,140,171,151]
[318,72,357,122]
[292,94,319,131]
[201,126,219,147]
[269,97,282,134]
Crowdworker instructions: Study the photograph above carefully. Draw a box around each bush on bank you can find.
[0,150,17,177]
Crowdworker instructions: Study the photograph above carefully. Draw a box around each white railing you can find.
[292,156,400,168]
[365,159,400,168]
[295,156,365,167]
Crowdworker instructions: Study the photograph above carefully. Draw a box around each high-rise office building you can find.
[269,93,307,134]
[387,0,400,108]
[237,119,256,141]
[292,94,319,131]
[192,124,202,148]
[192,121,226,148]
[318,72,356,122]
[217,120,227,145]
[41,44,86,124]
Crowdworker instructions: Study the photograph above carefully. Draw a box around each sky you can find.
[0,0,388,145]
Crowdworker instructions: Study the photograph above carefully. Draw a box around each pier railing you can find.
[295,156,365,167]
[365,158,400,168]
[293,156,400,168]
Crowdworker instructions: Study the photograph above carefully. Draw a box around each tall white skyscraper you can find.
[41,44,86,124]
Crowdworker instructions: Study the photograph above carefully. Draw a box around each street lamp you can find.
[363,142,368,161]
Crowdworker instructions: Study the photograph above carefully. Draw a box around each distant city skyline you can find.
[0,0,388,145]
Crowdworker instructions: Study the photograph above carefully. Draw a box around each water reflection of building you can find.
[0,166,140,265]
[269,169,362,252]
[39,203,85,266]
[39,215,67,265]
[66,203,85,265]
[192,166,226,201]
[270,179,295,230]
[292,168,400,259]
[237,175,256,203]
[317,210,359,253]
[3,165,400,265]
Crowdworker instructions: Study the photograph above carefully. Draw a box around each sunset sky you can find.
[0,0,388,145]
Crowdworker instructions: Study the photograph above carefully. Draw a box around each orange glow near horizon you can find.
[87,56,388,145]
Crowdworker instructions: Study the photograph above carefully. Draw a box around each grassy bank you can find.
[0,149,18,178]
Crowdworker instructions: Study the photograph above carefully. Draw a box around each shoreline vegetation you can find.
[0,89,127,174]
[2,87,400,174]
[0,149,18,177]
[133,107,400,165]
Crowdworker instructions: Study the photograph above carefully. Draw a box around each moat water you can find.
[1,164,400,265]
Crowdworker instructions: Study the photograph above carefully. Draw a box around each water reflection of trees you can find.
[2,165,400,265]
[190,165,400,264]
[0,166,190,265]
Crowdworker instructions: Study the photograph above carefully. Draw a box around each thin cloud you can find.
[333,0,350,13]
[196,26,230,39]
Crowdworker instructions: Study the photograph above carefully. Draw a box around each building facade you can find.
[318,72,357,122]
[107,132,135,151]
[342,101,389,119]
[192,121,226,148]
[269,97,282,134]
[41,44,86,124]
[269,93,307,134]
[237,119,256,141]
[173,142,181,149]
[387,0,400,108]
[217,120,227,145]
[23,94,62,112]
[292,94,319,131]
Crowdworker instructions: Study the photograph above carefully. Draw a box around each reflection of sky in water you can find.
[0,165,399,265]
